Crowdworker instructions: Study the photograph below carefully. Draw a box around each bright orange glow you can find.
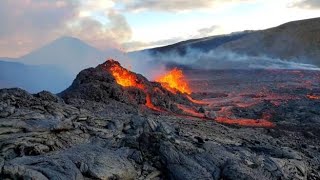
[156,68,191,94]
[108,60,160,111]
[109,63,144,89]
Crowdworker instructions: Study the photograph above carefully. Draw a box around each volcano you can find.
[60,59,200,116]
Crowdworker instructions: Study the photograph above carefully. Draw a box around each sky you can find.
[0,0,319,58]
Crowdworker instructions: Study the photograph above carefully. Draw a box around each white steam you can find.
[121,48,320,80]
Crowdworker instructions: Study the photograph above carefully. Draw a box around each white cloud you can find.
[0,0,132,57]
[289,0,320,9]
[119,0,252,12]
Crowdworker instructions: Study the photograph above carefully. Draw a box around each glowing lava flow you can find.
[214,105,275,128]
[109,62,144,89]
[145,94,161,111]
[307,94,320,100]
[156,68,192,94]
[156,68,207,105]
[108,60,274,128]
[108,61,160,111]
[215,117,275,127]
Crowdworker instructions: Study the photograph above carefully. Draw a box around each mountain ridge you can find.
[146,17,320,67]
[20,36,107,74]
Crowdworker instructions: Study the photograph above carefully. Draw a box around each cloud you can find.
[124,37,184,51]
[124,25,219,51]
[119,0,251,12]
[197,25,220,37]
[67,10,132,50]
[0,0,77,57]
[0,0,132,57]
[108,10,132,43]
[290,0,320,9]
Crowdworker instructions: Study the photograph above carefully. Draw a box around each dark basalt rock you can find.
[60,60,197,114]
[0,61,320,179]
[0,87,319,179]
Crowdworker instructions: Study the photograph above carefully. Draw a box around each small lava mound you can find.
[60,59,199,114]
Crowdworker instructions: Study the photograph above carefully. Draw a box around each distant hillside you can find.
[147,17,320,67]
[0,37,129,92]
[217,17,320,66]
[144,31,252,55]
[0,60,73,93]
[21,36,123,74]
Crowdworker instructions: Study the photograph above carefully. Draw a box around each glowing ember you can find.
[156,68,191,94]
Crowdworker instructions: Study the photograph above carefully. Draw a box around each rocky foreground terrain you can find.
[0,60,320,179]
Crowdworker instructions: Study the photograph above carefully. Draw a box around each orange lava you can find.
[156,68,191,94]
[176,104,205,118]
[307,94,320,100]
[108,60,160,111]
[145,94,162,111]
[109,62,144,89]
[216,117,275,127]
[186,95,208,105]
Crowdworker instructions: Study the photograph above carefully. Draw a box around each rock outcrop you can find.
[60,60,197,115]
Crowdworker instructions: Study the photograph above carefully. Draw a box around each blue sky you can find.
[0,0,319,57]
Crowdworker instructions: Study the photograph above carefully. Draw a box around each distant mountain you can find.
[147,17,320,68]
[217,17,320,66]
[21,36,123,74]
[0,37,127,93]
[0,60,73,93]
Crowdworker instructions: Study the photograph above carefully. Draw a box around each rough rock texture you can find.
[60,60,196,115]
[1,62,320,179]
[1,88,319,179]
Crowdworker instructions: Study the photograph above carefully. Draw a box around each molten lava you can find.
[107,59,276,128]
[307,94,320,100]
[109,62,144,89]
[215,117,275,127]
[108,60,160,111]
[156,68,191,94]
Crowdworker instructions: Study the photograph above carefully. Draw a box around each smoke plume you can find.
[122,48,320,80]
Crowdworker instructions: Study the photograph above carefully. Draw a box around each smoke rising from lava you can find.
[123,48,320,80]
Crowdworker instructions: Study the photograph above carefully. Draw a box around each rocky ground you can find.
[0,61,319,179]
